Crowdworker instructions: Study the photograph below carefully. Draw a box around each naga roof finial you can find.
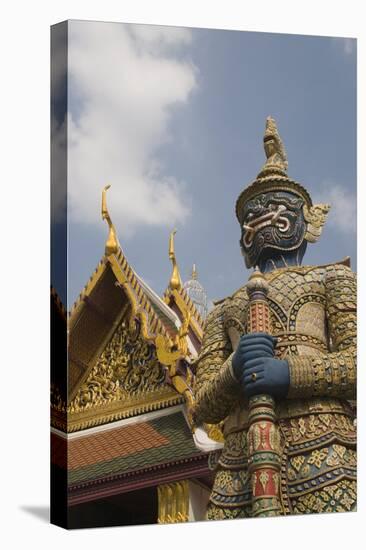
[101,185,120,256]
[168,229,182,291]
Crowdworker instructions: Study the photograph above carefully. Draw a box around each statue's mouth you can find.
[242,204,290,247]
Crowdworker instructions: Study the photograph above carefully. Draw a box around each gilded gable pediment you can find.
[60,316,182,432]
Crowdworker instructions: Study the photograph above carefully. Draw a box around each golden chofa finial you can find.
[191,264,197,280]
[168,229,182,291]
[101,185,119,256]
[259,116,288,176]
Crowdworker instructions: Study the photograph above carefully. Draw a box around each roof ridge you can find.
[178,285,204,326]
[164,283,204,329]
[111,248,177,340]
[68,258,106,319]
[135,273,180,328]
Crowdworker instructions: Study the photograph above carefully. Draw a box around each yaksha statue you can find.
[193,117,356,519]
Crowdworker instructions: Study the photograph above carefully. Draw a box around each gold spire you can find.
[259,115,288,176]
[191,264,197,280]
[168,229,182,290]
[235,117,313,225]
[101,185,119,256]
[235,117,330,244]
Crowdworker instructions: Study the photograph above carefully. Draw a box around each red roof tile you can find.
[66,422,169,470]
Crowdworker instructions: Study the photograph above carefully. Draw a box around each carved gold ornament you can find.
[158,481,189,523]
[69,320,166,411]
[303,203,331,243]
[168,229,182,291]
[205,422,225,443]
[50,317,185,433]
[261,115,288,175]
[259,471,270,492]
[101,185,120,255]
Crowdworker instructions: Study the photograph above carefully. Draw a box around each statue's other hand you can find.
[232,332,276,381]
[242,357,290,399]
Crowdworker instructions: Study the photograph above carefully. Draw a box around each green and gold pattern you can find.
[292,480,356,514]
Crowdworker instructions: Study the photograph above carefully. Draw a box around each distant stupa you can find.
[183,264,208,320]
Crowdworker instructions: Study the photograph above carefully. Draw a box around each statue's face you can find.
[239,191,306,268]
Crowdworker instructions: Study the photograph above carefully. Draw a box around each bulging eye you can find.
[247,213,254,219]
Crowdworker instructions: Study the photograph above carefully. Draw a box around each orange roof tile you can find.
[67,422,169,470]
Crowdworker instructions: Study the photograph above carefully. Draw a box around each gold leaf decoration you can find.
[303,203,330,243]
[68,319,166,413]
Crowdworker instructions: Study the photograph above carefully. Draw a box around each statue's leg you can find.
[280,414,357,515]
[206,501,250,520]
[290,479,356,514]
[206,431,252,520]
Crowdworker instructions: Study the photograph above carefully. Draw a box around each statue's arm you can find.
[287,264,356,399]
[193,302,241,425]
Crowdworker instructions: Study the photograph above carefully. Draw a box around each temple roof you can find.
[51,187,222,451]
[52,240,201,432]
[69,249,177,342]
[63,192,203,424]
[67,246,188,406]
[162,232,205,348]
[163,283,204,334]
[51,409,214,505]
[54,411,202,485]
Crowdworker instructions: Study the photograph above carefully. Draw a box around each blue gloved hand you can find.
[232,332,289,399]
[242,356,290,399]
[232,332,276,380]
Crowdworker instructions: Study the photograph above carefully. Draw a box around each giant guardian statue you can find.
[193,117,357,519]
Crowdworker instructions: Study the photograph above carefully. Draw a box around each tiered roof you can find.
[51,186,221,508]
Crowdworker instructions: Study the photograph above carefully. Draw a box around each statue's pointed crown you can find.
[235,116,313,224]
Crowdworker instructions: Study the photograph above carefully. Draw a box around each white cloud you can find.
[315,181,356,235]
[331,36,356,56]
[65,21,197,234]
[343,38,355,55]
[129,23,192,50]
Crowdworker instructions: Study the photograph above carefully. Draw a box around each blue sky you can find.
[56,21,356,308]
